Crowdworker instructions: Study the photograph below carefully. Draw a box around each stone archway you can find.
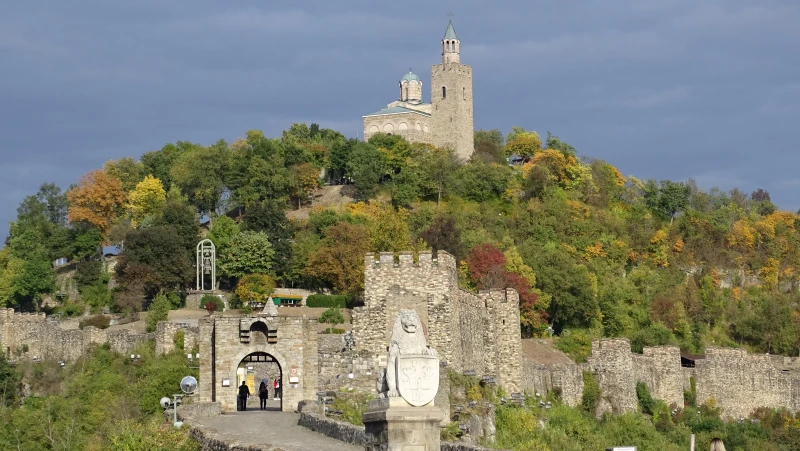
[234,351,283,412]
[226,347,292,412]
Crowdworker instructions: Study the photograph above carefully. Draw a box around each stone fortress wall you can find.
[0,308,155,361]
[524,338,800,419]
[353,251,522,393]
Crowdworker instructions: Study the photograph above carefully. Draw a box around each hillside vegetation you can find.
[2,124,799,360]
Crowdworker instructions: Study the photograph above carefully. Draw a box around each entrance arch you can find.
[235,351,282,411]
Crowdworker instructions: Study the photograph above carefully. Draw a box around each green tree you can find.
[145,292,170,333]
[473,129,505,164]
[419,147,460,205]
[347,142,387,199]
[141,141,199,189]
[115,226,193,298]
[217,231,275,279]
[169,141,229,214]
[207,215,240,255]
[103,157,146,192]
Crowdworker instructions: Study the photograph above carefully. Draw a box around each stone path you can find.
[186,402,361,451]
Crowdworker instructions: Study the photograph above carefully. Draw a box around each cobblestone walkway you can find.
[186,405,361,451]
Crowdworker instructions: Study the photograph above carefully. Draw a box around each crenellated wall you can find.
[353,251,522,394]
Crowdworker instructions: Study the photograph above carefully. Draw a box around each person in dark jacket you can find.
[258,381,268,410]
[237,381,250,411]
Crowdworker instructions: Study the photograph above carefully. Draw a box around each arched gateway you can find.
[196,314,318,412]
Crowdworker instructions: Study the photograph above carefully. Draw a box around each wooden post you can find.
[690,433,695,451]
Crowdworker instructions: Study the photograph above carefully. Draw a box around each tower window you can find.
[442,86,446,99]
[463,87,466,100]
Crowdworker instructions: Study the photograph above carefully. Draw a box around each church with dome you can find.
[362,20,475,160]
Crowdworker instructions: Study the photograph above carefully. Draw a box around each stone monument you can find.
[363,309,445,450]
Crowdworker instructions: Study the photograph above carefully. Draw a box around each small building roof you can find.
[363,105,431,118]
[443,20,458,40]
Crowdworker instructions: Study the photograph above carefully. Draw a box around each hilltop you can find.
[2,123,799,361]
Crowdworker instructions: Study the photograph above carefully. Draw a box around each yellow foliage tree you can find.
[67,169,127,234]
[235,273,276,305]
[521,149,585,190]
[347,202,411,252]
[499,237,536,287]
[126,175,166,227]
[504,129,541,159]
[760,257,780,291]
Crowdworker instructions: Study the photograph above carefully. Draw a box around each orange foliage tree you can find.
[67,169,127,234]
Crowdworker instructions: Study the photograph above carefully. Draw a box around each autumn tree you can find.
[505,127,541,160]
[235,273,276,305]
[290,163,320,209]
[67,169,127,234]
[306,222,371,294]
[126,175,166,226]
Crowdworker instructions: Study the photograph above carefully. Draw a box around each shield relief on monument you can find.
[397,354,439,407]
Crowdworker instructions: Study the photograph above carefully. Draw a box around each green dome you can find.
[401,71,420,83]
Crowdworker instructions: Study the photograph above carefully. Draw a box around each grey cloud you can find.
[2,0,800,239]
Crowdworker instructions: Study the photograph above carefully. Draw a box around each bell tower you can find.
[431,20,474,160]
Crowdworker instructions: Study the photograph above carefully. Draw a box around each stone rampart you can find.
[695,347,800,418]
[0,308,152,362]
[155,321,200,355]
[522,338,800,418]
[632,346,683,408]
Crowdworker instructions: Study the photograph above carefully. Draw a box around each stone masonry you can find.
[353,251,522,394]
[0,308,152,362]
[523,337,800,419]
[196,314,319,413]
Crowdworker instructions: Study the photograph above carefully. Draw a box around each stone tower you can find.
[431,20,474,161]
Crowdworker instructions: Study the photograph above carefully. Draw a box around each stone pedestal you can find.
[363,398,445,451]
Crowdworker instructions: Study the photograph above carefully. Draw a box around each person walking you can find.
[237,381,250,411]
[274,376,281,400]
[258,381,268,410]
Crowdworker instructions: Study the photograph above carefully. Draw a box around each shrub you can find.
[174,329,185,350]
[79,314,111,330]
[637,381,656,415]
[59,302,85,317]
[581,370,601,414]
[74,260,102,288]
[306,294,354,309]
[556,329,597,363]
[200,295,223,311]
[319,307,344,333]
[81,282,113,312]
[330,392,373,426]
[684,376,697,407]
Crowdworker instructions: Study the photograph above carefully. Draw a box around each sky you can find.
[1,0,798,240]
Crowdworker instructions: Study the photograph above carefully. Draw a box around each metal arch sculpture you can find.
[196,239,216,291]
